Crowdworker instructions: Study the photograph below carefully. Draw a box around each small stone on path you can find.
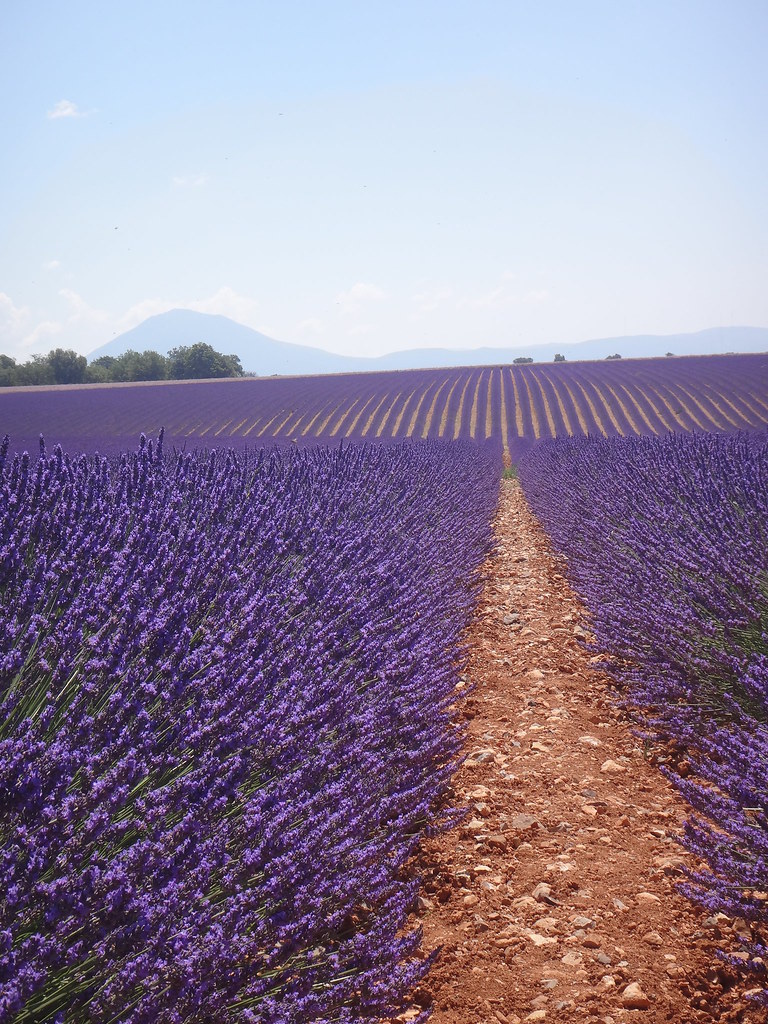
[621,982,651,1009]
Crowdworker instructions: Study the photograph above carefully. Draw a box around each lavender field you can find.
[1,352,767,458]
[3,349,768,1019]
[520,431,768,999]
[0,436,498,1022]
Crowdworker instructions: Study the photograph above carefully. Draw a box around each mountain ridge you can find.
[88,310,768,376]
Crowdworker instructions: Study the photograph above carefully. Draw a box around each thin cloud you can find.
[0,292,62,357]
[411,287,453,314]
[190,286,261,326]
[458,283,549,310]
[47,99,86,119]
[0,291,30,331]
[43,259,61,271]
[172,174,209,188]
[23,320,63,349]
[335,282,386,315]
[58,288,108,321]
[296,318,323,334]
[27,290,112,353]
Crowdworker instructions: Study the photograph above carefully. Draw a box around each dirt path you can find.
[409,480,764,1024]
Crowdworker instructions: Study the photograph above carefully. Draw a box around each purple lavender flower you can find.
[0,435,498,1022]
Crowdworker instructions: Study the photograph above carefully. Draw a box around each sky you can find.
[2,0,767,361]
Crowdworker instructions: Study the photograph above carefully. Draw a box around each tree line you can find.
[0,343,247,387]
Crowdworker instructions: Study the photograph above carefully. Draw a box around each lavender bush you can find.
[0,433,498,1023]
[2,352,767,462]
[519,431,768,996]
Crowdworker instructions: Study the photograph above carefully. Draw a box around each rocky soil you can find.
[406,479,765,1024]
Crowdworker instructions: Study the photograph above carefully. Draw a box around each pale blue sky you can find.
[2,0,767,359]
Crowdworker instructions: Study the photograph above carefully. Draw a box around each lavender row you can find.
[519,432,768,997]
[0,434,499,1023]
[2,353,767,460]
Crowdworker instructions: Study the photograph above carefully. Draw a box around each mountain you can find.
[88,311,768,376]
[369,326,768,369]
[88,310,358,376]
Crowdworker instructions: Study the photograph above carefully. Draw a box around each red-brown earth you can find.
[402,479,766,1024]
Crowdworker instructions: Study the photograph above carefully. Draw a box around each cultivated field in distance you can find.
[2,351,767,457]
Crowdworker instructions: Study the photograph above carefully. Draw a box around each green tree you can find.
[90,355,118,372]
[111,349,169,382]
[513,356,533,364]
[167,343,243,380]
[47,348,88,384]
[16,354,55,386]
[0,354,18,387]
[605,353,622,360]
[86,351,170,382]
[554,353,566,362]
[87,355,117,383]
[85,362,113,384]
[132,350,169,381]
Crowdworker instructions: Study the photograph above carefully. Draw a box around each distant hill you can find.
[88,310,356,376]
[88,310,768,376]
